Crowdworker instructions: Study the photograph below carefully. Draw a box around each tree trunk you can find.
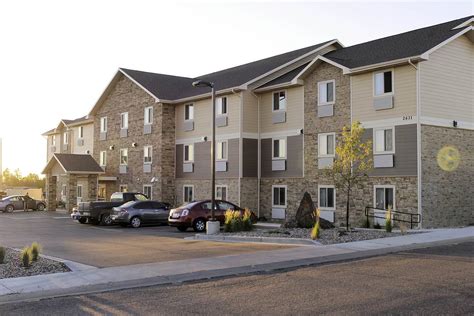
[346,186,351,231]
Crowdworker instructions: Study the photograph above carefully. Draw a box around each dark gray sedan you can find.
[0,195,46,212]
[110,200,170,228]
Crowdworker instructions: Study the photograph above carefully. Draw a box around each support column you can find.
[66,174,77,212]
[46,175,57,211]
[88,174,98,201]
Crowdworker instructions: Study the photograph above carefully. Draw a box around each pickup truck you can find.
[73,192,149,225]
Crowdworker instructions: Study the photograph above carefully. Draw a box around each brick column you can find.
[46,175,57,211]
[65,174,77,212]
[88,174,98,201]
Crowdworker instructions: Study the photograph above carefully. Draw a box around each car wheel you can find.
[130,216,141,228]
[100,214,113,226]
[193,218,206,232]
[5,205,14,213]
[78,217,88,224]
[36,203,45,211]
[177,226,188,232]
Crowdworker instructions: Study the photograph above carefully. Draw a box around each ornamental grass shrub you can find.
[385,206,393,233]
[310,209,321,240]
[30,242,41,262]
[21,247,31,268]
[224,209,254,232]
[242,209,252,231]
[0,246,5,264]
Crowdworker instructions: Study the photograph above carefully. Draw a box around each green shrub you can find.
[224,210,233,232]
[0,246,5,264]
[230,216,242,232]
[242,209,253,231]
[224,209,254,232]
[385,206,392,233]
[30,242,41,261]
[21,247,31,268]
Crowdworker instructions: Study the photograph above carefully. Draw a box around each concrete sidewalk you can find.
[0,227,472,304]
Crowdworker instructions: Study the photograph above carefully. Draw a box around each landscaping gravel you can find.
[219,228,419,245]
[0,248,70,279]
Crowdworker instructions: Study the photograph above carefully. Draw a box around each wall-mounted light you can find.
[85,150,90,154]
[202,136,208,142]
[132,142,138,147]
[299,129,304,135]
[109,145,115,150]
[453,120,458,128]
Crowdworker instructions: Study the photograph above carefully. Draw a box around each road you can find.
[1,241,472,315]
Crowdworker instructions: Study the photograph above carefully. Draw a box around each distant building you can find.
[0,138,3,188]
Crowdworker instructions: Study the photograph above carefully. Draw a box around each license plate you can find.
[171,213,180,219]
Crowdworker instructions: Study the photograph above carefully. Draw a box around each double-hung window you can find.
[100,117,107,133]
[144,106,153,125]
[375,186,395,210]
[51,135,56,147]
[217,97,228,115]
[183,185,194,203]
[120,112,129,129]
[77,185,83,199]
[216,185,227,200]
[318,133,335,157]
[144,146,152,164]
[374,127,394,154]
[184,144,194,162]
[78,126,84,139]
[120,148,128,166]
[272,186,287,207]
[272,138,286,159]
[143,185,152,199]
[319,186,335,210]
[99,151,107,167]
[273,91,286,111]
[318,80,335,105]
[63,132,69,145]
[374,70,393,96]
[185,104,194,120]
[216,141,227,161]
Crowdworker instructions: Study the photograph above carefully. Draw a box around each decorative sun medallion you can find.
[437,146,460,172]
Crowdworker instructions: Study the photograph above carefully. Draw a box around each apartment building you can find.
[42,16,473,227]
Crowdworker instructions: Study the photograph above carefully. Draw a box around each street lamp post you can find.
[192,80,219,234]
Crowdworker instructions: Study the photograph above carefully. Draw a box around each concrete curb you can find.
[187,234,322,246]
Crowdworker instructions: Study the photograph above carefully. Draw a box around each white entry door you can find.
[77,185,83,204]
[374,186,395,226]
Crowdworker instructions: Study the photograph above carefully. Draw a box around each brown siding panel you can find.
[243,138,258,177]
[261,135,303,178]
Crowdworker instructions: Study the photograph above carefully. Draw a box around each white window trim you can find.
[272,90,287,112]
[63,132,69,145]
[100,117,107,133]
[144,146,153,164]
[373,185,396,210]
[272,137,287,160]
[272,185,288,208]
[51,135,56,146]
[373,69,395,97]
[183,144,194,163]
[317,79,336,106]
[77,185,83,198]
[373,126,395,155]
[216,140,228,161]
[99,151,107,167]
[184,103,194,121]
[318,185,336,211]
[183,185,195,203]
[78,126,84,139]
[318,132,336,158]
[143,185,153,200]
[120,148,128,166]
[216,97,228,116]
[215,185,228,200]
[120,112,129,129]
[119,185,128,193]
[144,106,153,125]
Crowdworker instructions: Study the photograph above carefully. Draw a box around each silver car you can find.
[110,200,170,228]
[0,195,46,212]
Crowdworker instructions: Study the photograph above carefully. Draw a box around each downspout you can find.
[232,88,242,207]
[250,91,261,218]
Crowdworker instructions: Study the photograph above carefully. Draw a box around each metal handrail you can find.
[365,206,421,229]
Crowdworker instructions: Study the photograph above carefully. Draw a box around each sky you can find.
[0,0,471,176]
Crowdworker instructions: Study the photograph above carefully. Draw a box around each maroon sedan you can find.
[168,200,257,232]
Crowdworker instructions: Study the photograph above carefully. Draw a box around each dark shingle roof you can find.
[120,40,334,100]
[325,16,473,69]
[54,154,104,173]
[258,62,310,89]
[62,116,91,126]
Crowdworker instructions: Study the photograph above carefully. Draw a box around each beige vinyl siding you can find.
[242,91,258,134]
[175,93,241,140]
[72,123,94,155]
[47,134,59,161]
[259,86,304,134]
[420,35,474,124]
[352,65,417,122]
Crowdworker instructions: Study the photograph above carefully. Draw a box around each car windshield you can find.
[178,201,198,209]
[1,196,14,201]
[121,201,136,208]
[134,194,148,201]
[110,193,123,202]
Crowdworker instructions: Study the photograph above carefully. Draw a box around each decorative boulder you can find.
[286,192,334,229]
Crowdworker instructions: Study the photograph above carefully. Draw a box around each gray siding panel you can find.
[365,124,417,176]
[261,135,303,178]
[243,138,258,177]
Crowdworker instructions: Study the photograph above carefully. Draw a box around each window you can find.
[51,135,56,146]
[184,144,194,162]
[119,185,128,193]
[144,106,153,125]
[375,186,395,210]
[319,186,335,210]
[374,70,393,96]
[273,91,286,111]
[374,127,394,154]
[218,201,235,211]
[183,185,194,203]
[61,185,67,198]
[272,186,287,207]
[77,185,83,199]
[216,185,227,200]
[185,104,194,120]
[144,146,152,164]
[120,112,128,129]
[217,97,228,115]
[63,132,69,145]
[120,148,128,165]
[216,141,227,161]
[99,151,107,167]
[78,126,84,139]
[100,117,107,133]
[318,80,335,105]
[272,138,286,159]
[318,133,335,157]
[143,185,152,199]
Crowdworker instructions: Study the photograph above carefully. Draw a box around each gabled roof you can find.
[324,16,473,69]
[256,62,310,89]
[42,116,93,136]
[42,154,104,174]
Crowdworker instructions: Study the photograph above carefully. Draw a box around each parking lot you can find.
[0,211,291,268]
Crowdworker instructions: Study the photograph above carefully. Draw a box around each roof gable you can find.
[42,154,104,174]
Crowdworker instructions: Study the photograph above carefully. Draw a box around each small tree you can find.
[325,121,373,231]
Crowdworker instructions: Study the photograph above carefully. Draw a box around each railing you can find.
[365,206,421,229]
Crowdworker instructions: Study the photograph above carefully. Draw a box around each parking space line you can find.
[53,217,71,219]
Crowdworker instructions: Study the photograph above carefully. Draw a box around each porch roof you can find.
[42,154,104,175]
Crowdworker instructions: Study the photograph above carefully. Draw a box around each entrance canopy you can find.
[42,153,104,176]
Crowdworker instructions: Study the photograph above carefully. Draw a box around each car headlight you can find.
[181,209,189,217]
